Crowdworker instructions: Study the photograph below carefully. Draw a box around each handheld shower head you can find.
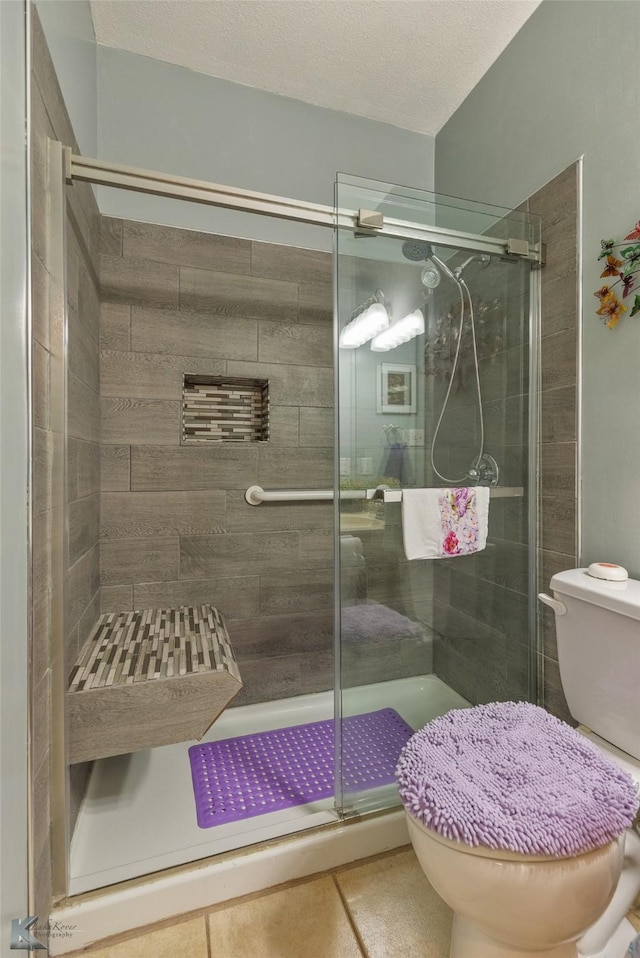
[421,263,441,289]
[401,240,434,262]
[401,240,447,290]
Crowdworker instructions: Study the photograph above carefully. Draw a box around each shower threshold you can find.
[69,673,468,895]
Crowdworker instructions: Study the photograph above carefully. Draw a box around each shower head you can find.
[401,240,434,262]
[402,240,442,289]
[401,240,491,284]
[401,240,458,288]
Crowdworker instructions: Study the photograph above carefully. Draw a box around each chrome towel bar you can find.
[244,485,524,505]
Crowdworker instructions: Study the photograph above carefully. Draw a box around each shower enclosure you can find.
[44,145,541,898]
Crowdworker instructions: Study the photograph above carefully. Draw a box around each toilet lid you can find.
[396,701,639,857]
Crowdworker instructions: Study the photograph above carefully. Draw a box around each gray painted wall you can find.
[435,0,640,578]
[96,47,435,249]
[34,0,97,155]
[0,0,29,942]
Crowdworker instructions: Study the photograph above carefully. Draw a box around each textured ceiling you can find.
[90,0,540,135]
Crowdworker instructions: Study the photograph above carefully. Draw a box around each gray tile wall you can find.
[66,212,101,661]
[30,7,100,932]
[430,164,579,723]
[99,218,335,705]
[529,163,579,724]
[65,148,101,854]
[430,255,531,705]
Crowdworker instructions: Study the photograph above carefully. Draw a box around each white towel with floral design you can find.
[402,487,490,560]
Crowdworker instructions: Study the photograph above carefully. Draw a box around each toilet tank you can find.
[550,569,640,761]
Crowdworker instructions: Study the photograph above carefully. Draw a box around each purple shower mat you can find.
[188,708,414,828]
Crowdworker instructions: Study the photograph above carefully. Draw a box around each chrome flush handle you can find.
[538,593,568,616]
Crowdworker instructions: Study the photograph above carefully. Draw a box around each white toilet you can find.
[400,567,640,958]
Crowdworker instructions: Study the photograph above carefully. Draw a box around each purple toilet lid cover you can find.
[396,701,639,857]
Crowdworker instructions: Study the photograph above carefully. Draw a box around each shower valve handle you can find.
[467,454,499,487]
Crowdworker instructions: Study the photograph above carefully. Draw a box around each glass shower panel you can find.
[334,174,540,815]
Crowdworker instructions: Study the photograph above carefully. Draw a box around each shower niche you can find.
[182,375,270,444]
[66,605,243,764]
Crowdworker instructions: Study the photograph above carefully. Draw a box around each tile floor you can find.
[67,846,640,957]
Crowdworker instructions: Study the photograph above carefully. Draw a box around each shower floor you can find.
[69,674,468,895]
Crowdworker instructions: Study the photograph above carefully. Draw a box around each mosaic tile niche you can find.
[182,375,270,443]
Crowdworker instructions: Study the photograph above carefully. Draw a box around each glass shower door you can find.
[334,174,540,815]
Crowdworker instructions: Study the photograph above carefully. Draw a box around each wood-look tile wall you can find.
[430,257,531,704]
[528,163,580,724]
[66,202,101,843]
[99,219,335,705]
[430,165,579,721]
[30,7,101,933]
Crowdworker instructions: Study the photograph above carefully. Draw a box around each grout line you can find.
[574,155,583,566]
[332,874,369,958]
[204,911,212,958]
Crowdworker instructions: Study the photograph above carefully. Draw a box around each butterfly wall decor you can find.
[595,220,640,329]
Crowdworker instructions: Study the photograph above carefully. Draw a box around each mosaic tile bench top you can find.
[68,605,240,692]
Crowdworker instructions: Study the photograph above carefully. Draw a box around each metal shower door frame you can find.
[66,150,542,263]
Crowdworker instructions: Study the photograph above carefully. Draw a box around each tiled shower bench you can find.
[66,605,243,764]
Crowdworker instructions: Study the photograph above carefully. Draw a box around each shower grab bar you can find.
[244,485,524,505]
